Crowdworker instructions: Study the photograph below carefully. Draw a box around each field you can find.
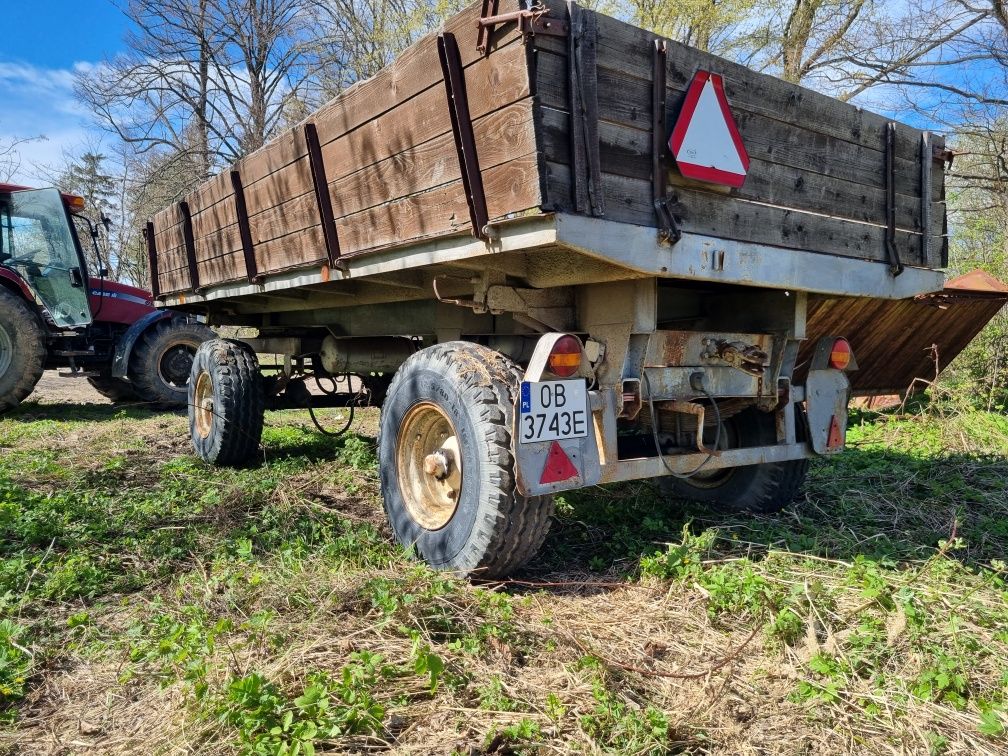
[2,375,1008,755]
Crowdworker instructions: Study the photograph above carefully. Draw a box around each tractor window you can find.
[0,189,91,328]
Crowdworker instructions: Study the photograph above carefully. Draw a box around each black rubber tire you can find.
[188,339,265,467]
[659,407,809,514]
[87,376,139,403]
[129,318,215,408]
[0,288,46,413]
[379,342,554,578]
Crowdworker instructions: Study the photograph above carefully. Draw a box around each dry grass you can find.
[2,388,1007,755]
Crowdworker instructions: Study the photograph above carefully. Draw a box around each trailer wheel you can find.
[379,342,554,577]
[87,376,139,404]
[188,339,264,467]
[0,288,46,413]
[659,407,809,514]
[129,318,215,408]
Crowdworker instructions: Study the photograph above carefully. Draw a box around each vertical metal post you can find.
[884,122,903,276]
[304,122,344,271]
[652,39,679,244]
[230,170,259,283]
[178,201,200,291]
[920,132,932,267]
[438,32,490,241]
[144,221,160,298]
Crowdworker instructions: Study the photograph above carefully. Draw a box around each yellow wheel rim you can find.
[194,371,214,439]
[396,402,463,531]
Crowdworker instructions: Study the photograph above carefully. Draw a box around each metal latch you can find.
[477,2,568,54]
[702,339,768,377]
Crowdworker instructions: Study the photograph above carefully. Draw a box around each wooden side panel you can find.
[147,0,544,287]
[532,5,946,268]
[151,205,190,294]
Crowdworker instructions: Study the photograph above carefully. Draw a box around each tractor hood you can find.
[89,280,157,325]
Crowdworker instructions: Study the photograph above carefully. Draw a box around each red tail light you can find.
[829,338,852,370]
[548,335,583,378]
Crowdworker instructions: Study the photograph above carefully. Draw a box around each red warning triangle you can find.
[827,416,844,449]
[669,70,749,188]
[540,441,579,485]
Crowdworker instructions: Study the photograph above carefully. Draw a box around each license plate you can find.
[519,380,589,444]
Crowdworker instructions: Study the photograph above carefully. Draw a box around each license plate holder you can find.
[518,380,589,444]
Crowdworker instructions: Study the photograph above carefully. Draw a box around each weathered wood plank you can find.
[538,104,937,235]
[546,161,934,266]
[536,48,935,202]
[318,43,531,187]
[340,155,542,258]
[534,11,938,167]
[254,225,328,274]
[241,101,537,277]
[310,0,525,147]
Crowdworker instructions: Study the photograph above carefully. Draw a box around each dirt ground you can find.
[26,372,112,405]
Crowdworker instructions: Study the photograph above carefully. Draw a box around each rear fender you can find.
[110,310,173,378]
[0,268,36,302]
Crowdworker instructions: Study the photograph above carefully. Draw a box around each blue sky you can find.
[0,0,128,182]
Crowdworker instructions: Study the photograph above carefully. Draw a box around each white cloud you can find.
[0,60,104,184]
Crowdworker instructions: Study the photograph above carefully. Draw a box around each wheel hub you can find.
[194,371,214,439]
[396,402,463,531]
[159,343,197,388]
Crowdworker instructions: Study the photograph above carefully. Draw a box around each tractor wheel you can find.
[188,339,264,467]
[659,407,809,514]
[0,288,46,413]
[129,318,215,408]
[87,376,139,404]
[378,342,554,578]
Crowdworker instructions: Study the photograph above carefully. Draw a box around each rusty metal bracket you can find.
[884,122,904,277]
[652,39,681,245]
[144,221,160,299]
[304,122,345,272]
[230,170,260,283]
[178,201,200,291]
[478,4,568,54]
[439,32,490,241]
[932,144,957,168]
[476,0,500,54]
[665,400,722,457]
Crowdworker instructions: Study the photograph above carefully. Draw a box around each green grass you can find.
[1,397,1007,754]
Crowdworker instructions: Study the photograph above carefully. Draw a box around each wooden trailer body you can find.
[148,0,946,310]
[154,1,953,578]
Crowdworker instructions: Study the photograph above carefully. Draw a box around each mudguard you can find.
[109,310,174,378]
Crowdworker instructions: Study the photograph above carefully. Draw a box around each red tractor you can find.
[0,183,214,411]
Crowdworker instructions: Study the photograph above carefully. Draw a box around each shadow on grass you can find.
[531,445,1008,579]
[7,401,170,423]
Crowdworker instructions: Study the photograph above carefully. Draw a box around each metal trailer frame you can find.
[163,213,942,501]
[160,214,944,310]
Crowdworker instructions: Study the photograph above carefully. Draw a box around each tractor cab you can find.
[0,185,93,329]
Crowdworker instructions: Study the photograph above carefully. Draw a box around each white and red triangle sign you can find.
[669,70,749,188]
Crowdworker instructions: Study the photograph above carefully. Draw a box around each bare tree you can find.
[77,0,311,178]
[0,135,44,183]
[306,0,464,97]
[593,0,757,53]
[729,0,988,100]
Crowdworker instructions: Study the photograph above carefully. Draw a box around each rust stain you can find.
[661,331,692,366]
[798,270,1008,396]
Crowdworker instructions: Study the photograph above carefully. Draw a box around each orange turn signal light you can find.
[65,194,86,214]
[548,335,582,378]
[829,338,852,370]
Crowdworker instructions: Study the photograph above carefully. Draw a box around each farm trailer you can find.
[147,0,949,577]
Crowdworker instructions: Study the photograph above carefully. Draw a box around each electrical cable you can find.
[307,393,355,437]
[641,370,722,480]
